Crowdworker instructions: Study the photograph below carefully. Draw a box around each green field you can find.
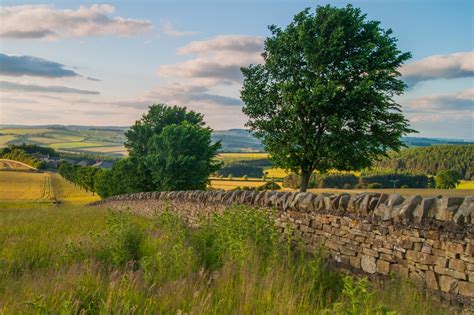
[0,127,127,156]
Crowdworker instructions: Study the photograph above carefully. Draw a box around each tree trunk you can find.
[300,169,311,192]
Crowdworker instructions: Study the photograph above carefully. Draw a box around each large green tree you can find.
[241,5,414,192]
[146,122,221,191]
[122,104,220,192]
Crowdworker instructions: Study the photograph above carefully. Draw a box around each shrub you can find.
[92,211,144,268]
[257,181,281,191]
[401,185,409,189]
[342,183,352,189]
[368,183,383,189]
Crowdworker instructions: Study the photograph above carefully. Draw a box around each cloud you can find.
[157,35,264,86]
[405,88,473,111]
[111,82,242,109]
[403,88,473,123]
[0,81,99,95]
[0,53,80,78]
[400,51,474,86]
[162,21,198,37]
[0,4,153,40]
[87,77,101,81]
[178,35,264,55]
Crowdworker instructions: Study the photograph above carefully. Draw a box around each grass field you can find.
[0,204,450,314]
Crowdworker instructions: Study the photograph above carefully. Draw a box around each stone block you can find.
[449,259,467,273]
[452,196,473,224]
[361,255,377,274]
[426,270,439,291]
[350,256,361,269]
[459,281,474,297]
[439,275,458,293]
[377,259,390,275]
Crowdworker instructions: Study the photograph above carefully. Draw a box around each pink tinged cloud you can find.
[157,35,264,85]
[400,51,474,86]
[0,4,153,39]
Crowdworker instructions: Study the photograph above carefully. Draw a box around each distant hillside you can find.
[212,129,263,152]
[1,125,472,154]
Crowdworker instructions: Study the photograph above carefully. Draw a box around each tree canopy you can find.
[241,5,414,191]
[435,170,462,189]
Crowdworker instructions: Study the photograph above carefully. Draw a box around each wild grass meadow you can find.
[0,201,453,314]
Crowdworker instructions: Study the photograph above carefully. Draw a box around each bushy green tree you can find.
[145,122,221,191]
[241,5,414,192]
[435,170,462,189]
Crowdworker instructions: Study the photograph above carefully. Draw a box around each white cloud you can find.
[400,51,474,86]
[162,21,198,37]
[157,35,264,86]
[0,4,153,39]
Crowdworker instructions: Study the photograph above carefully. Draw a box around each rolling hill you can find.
[1,125,472,155]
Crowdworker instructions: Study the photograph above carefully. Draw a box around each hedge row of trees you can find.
[0,147,47,169]
[283,170,429,189]
[373,145,473,180]
[217,163,264,178]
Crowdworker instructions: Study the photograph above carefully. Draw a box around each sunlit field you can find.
[0,171,99,205]
[457,180,474,190]
[0,159,37,172]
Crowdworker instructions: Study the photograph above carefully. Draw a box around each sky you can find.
[0,0,473,139]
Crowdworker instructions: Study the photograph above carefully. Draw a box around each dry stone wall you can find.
[90,190,474,306]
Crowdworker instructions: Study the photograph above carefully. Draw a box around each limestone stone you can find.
[361,255,377,274]
[449,259,467,273]
[398,195,423,222]
[412,197,437,223]
[459,281,474,297]
[431,197,464,221]
[452,196,474,224]
[376,259,390,275]
[426,270,439,290]
[439,275,458,293]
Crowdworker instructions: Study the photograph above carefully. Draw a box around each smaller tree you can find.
[435,170,461,189]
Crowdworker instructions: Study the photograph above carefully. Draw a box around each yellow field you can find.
[458,180,474,190]
[264,168,289,178]
[49,173,100,204]
[0,172,53,201]
[210,179,284,190]
[0,135,16,146]
[0,128,53,135]
[79,145,127,154]
[0,171,99,205]
[0,159,37,172]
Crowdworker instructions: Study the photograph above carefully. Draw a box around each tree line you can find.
[373,145,473,180]
[0,145,51,170]
[283,169,430,189]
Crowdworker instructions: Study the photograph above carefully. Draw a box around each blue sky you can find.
[0,0,472,139]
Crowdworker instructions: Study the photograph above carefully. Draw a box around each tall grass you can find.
[0,204,454,314]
